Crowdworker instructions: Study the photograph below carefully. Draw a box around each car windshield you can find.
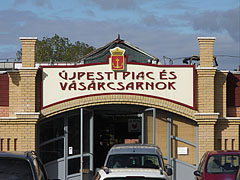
[106,154,161,169]
[0,157,34,180]
[206,154,240,174]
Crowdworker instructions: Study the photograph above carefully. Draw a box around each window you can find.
[206,154,240,174]
[39,139,64,163]
[39,117,64,143]
[106,154,161,169]
[199,152,207,173]
[0,158,34,180]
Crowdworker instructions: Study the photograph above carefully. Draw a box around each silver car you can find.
[94,144,172,180]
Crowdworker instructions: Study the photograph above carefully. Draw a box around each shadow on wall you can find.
[8,71,21,86]
[214,121,229,150]
[227,73,240,117]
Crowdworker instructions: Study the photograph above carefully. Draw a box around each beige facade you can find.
[0,36,239,166]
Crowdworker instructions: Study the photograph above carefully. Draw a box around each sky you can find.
[0,0,239,70]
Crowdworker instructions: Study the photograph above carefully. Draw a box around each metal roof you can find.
[79,35,159,64]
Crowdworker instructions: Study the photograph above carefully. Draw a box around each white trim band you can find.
[196,67,217,70]
[15,112,40,115]
[19,37,38,40]
[198,37,216,40]
[194,113,220,116]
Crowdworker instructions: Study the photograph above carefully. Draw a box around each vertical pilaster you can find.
[196,37,217,113]
[195,37,218,161]
[198,37,216,67]
[195,113,218,161]
[4,37,39,152]
[20,37,37,68]
[8,37,38,115]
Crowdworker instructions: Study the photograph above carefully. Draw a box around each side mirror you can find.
[166,168,172,176]
[193,170,202,177]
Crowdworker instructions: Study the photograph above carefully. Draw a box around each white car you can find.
[94,144,172,180]
[94,167,170,180]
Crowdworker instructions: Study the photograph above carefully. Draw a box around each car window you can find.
[106,154,160,169]
[199,152,207,172]
[206,154,240,174]
[0,157,34,180]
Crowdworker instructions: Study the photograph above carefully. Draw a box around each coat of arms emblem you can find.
[110,47,125,71]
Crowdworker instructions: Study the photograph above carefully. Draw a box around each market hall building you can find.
[0,36,239,180]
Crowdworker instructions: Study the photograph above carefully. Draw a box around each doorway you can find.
[93,106,143,169]
[38,104,150,180]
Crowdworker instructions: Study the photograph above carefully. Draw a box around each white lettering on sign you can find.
[41,63,194,109]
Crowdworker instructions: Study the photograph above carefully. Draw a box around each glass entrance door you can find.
[67,108,94,180]
[141,108,156,144]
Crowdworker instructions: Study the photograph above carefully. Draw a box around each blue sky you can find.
[0,0,239,70]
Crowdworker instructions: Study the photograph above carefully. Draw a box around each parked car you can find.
[0,151,48,180]
[94,144,172,180]
[236,167,240,180]
[193,150,240,180]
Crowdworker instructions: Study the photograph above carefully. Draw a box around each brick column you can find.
[195,113,219,161]
[8,37,38,116]
[198,37,216,67]
[4,37,39,152]
[195,37,218,161]
[20,37,37,68]
[19,69,38,112]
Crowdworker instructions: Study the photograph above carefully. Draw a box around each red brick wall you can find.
[0,73,9,117]
[227,72,240,116]
[0,73,9,106]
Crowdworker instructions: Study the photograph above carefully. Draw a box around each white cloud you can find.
[0,7,239,70]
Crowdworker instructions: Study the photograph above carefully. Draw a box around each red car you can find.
[194,150,240,180]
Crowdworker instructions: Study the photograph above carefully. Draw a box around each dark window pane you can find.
[68,156,90,175]
[39,117,64,143]
[68,158,80,175]
[206,154,240,174]
[106,154,160,169]
[68,114,80,156]
[83,110,91,153]
[0,158,34,180]
[40,139,64,163]
[83,156,90,170]
[68,110,92,156]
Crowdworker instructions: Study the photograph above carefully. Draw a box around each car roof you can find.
[206,150,240,155]
[108,144,162,155]
[0,151,35,160]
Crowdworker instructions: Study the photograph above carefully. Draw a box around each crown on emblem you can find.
[110,47,125,56]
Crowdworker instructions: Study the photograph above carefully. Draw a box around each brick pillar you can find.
[196,37,217,113]
[195,37,218,162]
[20,37,37,68]
[198,37,216,67]
[196,69,216,112]
[195,113,218,161]
[8,37,38,116]
[5,37,39,151]
[19,69,38,112]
